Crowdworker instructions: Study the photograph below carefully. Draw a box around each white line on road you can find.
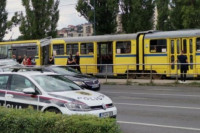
[102,91,200,98]
[115,103,200,110]
[117,121,200,131]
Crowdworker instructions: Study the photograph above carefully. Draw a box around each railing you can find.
[69,63,200,83]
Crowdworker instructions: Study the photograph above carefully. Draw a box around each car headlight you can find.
[74,81,85,86]
[64,101,91,111]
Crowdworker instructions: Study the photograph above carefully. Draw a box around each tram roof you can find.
[54,34,138,43]
[145,29,200,39]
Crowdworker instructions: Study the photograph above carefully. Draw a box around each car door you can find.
[5,74,39,109]
[0,75,9,107]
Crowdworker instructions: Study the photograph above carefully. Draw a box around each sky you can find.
[4,0,87,40]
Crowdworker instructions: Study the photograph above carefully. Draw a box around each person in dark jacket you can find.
[74,52,81,73]
[67,54,76,68]
[177,50,188,83]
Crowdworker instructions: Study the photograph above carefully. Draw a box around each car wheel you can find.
[46,108,61,114]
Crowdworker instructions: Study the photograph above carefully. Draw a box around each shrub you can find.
[0,107,121,133]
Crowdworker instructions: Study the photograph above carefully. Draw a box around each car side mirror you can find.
[23,88,36,95]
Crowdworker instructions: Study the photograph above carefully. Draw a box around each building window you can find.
[150,39,167,53]
[116,41,131,54]
[53,44,64,55]
[80,43,93,54]
[66,44,78,55]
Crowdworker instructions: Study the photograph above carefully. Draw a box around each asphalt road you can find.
[100,84,200,133]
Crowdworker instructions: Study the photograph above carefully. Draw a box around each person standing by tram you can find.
[74,52,81,73]
[67,54,76,68]
[177,50,188,83]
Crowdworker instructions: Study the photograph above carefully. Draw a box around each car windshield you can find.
[32,75,82,92]
[50,66,80,75]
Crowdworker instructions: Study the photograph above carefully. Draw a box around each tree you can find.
[19,0,59,40]
[0,1,8,41]
[76,0,119,35]
[169,0,184,30]
[120,0,154,33]
[170,0,200,29]
[155,0,170,31]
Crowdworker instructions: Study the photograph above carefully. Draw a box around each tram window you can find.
[80,43,93,54]
[150,39,167,53]
[196,38,200,51]
[0,45,10,58]
[177,40,180,54]
[190,39,193,54]
[171,40,174,54]
[53,44,64,55]
[183,40,187,53]
[116,41,131,54]
[66,44,78,55]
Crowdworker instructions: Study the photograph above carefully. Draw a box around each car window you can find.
[32,75,82,92]
[10,75,35,92]
[0,75,9,90]
[51,67,78,75]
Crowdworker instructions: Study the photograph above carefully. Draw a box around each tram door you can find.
[42,45,50,65]
[170,38,195,76]
[182,38,195,75]
[97,42,113,73]
[170,39,181,75]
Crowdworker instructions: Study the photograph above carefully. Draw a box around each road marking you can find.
[117,121,200,131]
[115,103,200,110]
[102,91,200,98]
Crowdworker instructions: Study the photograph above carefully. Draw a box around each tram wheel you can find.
[152,74,162,79]
[129,74,136,79]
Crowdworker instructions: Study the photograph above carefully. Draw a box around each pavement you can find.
[100,84,200,133]
[99,78,200,85]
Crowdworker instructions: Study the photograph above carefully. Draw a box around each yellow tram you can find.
[1,29,200,78]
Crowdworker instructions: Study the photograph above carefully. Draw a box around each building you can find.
[57,23,93,38]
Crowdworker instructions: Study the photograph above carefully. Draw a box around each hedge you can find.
[0,107,121,133]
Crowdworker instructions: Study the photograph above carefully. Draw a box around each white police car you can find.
[0,72,117,118]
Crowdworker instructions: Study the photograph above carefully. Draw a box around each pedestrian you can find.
[48,57,54,65]
[177,50,188,83]
[67,54,76,68]
[27,56,32,66]
[22,55,28,65]
[74,52,81,73]
[17,56,23,64]
[12,55,16,61]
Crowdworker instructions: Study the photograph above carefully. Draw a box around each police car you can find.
[0,71,117,118]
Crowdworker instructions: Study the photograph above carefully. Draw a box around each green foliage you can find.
[19,0,59,40]
[76,0,119,35]
[170,0,200,29]
[155,0,171,31]
[0,0,8,41]
[0,107,121,133]
[120,0,154,33]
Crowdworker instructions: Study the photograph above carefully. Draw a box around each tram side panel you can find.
[143,38,169,76]
[80,42,98,74]
[51,40,67,65]
[113,40,137,75]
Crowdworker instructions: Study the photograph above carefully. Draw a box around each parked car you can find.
[0,59,20,66]
[43,65,100,91]
[0,71,117,118]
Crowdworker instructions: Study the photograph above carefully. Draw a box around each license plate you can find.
[99,111,113,118]
[92,84,99,88]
